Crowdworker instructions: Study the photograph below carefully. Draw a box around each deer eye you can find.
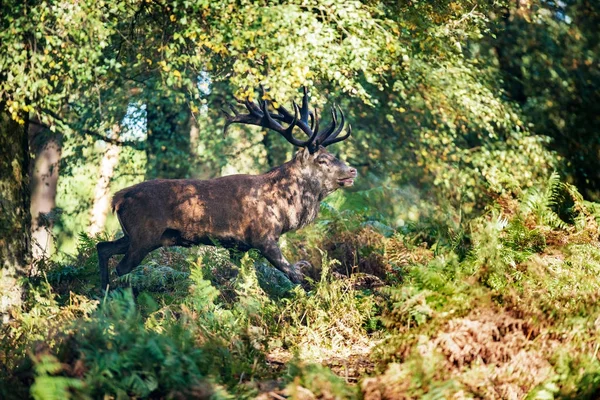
[317,158,329,165]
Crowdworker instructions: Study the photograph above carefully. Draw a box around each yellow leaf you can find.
[170,14,176,22]
[173,70,181,78]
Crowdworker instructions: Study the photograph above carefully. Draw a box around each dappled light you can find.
[2,0,600,398]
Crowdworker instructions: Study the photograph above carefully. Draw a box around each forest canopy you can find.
[1,0,600,398]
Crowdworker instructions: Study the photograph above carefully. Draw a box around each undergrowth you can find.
[367,173,600,399]
[3,174,600,399]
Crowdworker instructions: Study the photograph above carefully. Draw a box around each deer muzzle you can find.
[338,167,357,187]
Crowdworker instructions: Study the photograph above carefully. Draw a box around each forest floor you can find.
[3,176,600,399]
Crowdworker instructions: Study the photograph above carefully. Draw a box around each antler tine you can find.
[315,105,338,144]
[281,101,300,136]
[283,102,319,147]
[222,101,260,134]
[221,107,234,132]
[222,91,271,135]
[275,101,296,121]
[222,102,250,122]
[322,121,351,147]
[303,104,319,149]
[244,99,262,116]
[223,86,346,151]
[312,107,320,141]
[300,86,310,125]
[259,99,283,130]
[260,98,309,147]
[320,105,346,145]
[271,99,315,139]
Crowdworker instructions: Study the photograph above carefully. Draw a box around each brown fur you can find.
[97,147,357,289]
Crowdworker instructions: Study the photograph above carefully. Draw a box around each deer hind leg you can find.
[98,236,130,290]
[115,245,157,277]
[256,240,304,284]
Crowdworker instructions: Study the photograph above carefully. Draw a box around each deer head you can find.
[223,86,357,196]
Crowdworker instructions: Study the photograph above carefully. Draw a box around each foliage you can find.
[374,176,600,398]
[3,172,600,398]
[0,279,97,399]
[491,0,600,199]
[30,354,85,400]
[2,0,600,398]
[76,289,210,398]
[276,254,375,359]
[287,362,358,399]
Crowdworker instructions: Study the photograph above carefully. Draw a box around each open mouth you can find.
[337,178,355,187]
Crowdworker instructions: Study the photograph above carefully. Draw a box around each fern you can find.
[563,182,590,231]
[30,354,84,400]
[187,258,220,313]
[520,172,595,234]
[520,172,569,229]
[75,289,211,398]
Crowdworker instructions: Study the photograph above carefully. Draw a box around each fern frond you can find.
[520,172,569,229]
[564,183,589,231]
[543,171,563,209]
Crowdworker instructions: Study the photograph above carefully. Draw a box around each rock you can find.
[254,261,297,298]
[124,264,189,292]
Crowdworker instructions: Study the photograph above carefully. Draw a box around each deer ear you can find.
[298,147,311,163]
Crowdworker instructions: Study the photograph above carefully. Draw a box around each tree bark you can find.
[29,120,61,262]
[88,124,121,236]
[190,115,199,159]
[0,104,31,323]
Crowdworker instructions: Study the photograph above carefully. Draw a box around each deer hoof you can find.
[282,263,304,284]
[294,260,312,273]
[289,260,313,284]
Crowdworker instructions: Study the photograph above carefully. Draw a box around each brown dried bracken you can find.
[361,308,555,400]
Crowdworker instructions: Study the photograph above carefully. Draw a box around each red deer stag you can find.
[97,87,357,289]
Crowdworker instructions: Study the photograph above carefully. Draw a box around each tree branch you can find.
[37,109,145,150]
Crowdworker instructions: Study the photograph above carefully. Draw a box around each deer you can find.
[97,87,357,290]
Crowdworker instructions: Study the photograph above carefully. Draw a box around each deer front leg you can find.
[256,240,304,284]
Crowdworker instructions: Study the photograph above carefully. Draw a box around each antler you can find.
[223,86,351,153]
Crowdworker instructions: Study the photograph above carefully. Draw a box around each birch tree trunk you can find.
[29,120,61,262]
[88,125,121,236]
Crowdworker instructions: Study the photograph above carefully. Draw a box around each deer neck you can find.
[265,160,323,232]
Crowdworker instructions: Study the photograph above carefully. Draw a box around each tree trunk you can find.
[29,120,61,263]
[88,124,121,236]
[190,115,199,159]
[0,104,31,323]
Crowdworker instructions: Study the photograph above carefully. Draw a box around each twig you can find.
[268,392,287,400]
